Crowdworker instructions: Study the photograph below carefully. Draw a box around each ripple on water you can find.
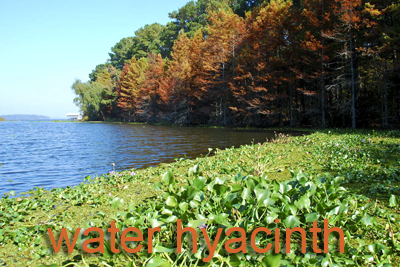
[0,121,303,195]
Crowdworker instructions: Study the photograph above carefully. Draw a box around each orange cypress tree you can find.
[233,0,294,126]
[116,57,148,121]
[139,53,167,122]
[164,31,196,124]
[200,9,247,125]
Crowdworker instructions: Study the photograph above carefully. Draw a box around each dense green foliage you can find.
[72,65,119,121]
[71,0,400,128]
[1,129,399,266]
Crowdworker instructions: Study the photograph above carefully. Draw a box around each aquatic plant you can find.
[0,129,399,266]
[39,168,399,266]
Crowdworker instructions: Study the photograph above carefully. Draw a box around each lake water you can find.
[0,121,303,196]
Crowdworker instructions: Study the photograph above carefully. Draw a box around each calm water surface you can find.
[0,121,304,195]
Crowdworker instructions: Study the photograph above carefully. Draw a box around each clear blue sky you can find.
[0,0,189,118]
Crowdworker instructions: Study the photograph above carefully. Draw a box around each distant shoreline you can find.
[0,114,51,121]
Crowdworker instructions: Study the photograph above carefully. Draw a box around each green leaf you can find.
[188,219,208,228]
[255,188,271,204]
[193,176,206,189]
[162,170,174,185]
[150,219,163,228]
[279,183,289,194]
[213,184,227,196]
[146,257,171,267]
[262,253,281,267]
[263,197,276,207]
[112,197,124,209]
[103,239,114,258]
[328,206,340,215]
[189,200,199,209]
[189,164,200,177]
[242,187,252,200]
[284,204,297,215]
[266,212,278,224]
[305,212,319,223]
[321,256,330,266]
[153,245,176,253]
[215,177,228,184]
[246,178,256,192]
[231,183,242,192]
[165,196,178,207]
[161,208,173,216]
[298,175,307,185]
[162,215,178,223]
[368,244,377,254]
[361,213,373,226]
[333,176,344,185]
[209,213,230,225]
[233,172,243,183]
[179,202,189,211]
[389,194,398,207]
[294,194,310,210]
[229,253,241,266]
[284,215,300,228]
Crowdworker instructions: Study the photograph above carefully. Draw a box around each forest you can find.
[71,0,400,128]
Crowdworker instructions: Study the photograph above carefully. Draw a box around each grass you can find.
[0,129,399,266]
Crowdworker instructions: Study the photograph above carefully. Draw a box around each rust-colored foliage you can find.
[116,57,148,121]
[82,0,399,127]
[138,53,168,121]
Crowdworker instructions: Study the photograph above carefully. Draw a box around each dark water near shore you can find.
[0,121,305,195]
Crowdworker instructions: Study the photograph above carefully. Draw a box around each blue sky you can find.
[0,0,189,118]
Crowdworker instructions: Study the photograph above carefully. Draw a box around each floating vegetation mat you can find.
[1,129,399,266]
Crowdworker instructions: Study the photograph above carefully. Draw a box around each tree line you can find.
[71,0,400,128]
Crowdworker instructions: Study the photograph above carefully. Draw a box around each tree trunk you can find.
[222,59,226,126]
[278,84,283,127]
[289,83,293,127]
[383,61,389,128]
[223,96,227,126]
[321,44,326,128]
[350,31,356,129]
[320,0,326,128]
[99,108,106,121]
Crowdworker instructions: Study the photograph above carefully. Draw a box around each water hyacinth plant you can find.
[0,129,398,266]
[53,170,400,266]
